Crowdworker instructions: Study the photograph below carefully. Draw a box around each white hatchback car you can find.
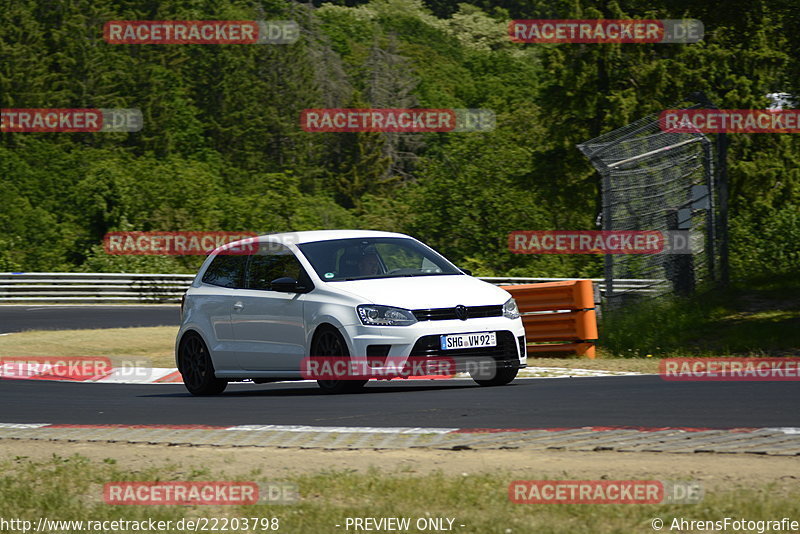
[176,230,526,394]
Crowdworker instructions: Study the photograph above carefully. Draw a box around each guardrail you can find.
[0,272,195,302]
[500,280,598,358]
[0,273,664,303]
[481,277,668,295]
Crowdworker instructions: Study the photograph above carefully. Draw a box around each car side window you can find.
[246,246,312,291]
[201,254,247,288]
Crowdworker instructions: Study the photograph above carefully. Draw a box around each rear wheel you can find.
[178,333,227,396]
[470,365,519,387]
[312,327,367,394]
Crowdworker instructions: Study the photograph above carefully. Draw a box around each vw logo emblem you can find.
[455,305,468,321]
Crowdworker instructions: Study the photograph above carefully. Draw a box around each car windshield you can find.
[297,237,462,281]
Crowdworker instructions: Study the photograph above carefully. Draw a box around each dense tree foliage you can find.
[1,0,797,278]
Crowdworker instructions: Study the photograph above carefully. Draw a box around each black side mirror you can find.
[461,268,472,276]
[270,277,301,292]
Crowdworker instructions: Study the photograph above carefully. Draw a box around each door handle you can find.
[233,302,244,311]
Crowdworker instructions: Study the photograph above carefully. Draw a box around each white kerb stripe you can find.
[225,425,458,434]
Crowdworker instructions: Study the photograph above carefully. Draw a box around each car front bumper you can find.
[340,316,527,369]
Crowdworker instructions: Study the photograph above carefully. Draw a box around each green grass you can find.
[599,273,800,357]
[0,326,178,368]
[2,455,800,534]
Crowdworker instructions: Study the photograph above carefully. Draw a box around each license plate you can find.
[440,332,496,350]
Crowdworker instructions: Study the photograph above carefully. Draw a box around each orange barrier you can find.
[500,280,598,358]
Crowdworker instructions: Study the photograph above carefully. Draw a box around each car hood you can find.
[329,275,511,309]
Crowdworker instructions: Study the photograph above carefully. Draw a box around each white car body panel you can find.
[176,230,526,382]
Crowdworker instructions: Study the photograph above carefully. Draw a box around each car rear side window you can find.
[201,255,247,288]
[246,246,314,291]
[247,255,301,290]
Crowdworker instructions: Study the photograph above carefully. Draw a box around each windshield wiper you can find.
[341,272,457,281]
[342,274,393,281]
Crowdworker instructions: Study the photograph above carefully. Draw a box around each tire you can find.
[470,365,519,387]
[178,333,227,396]
[312,326,367,394]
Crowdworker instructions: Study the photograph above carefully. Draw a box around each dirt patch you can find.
[526,357,658,373]
[1,440,796,491]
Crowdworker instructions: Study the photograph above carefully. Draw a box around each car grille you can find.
[409,331,519,362]
[411,304,503,321]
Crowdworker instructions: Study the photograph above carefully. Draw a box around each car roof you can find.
[267,229,410,245]
[214,229,413,253]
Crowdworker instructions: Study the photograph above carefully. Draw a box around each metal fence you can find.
[0,273,664,303]
[577,108,717,307]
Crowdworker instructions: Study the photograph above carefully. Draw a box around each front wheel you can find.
[178,333,227,396]
[312,327,367,394]
[470,365,519,387]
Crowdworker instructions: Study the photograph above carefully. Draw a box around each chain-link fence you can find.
[577,109,718,307]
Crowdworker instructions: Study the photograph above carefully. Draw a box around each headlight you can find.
[503,297,520,319]
[357,305,417,326]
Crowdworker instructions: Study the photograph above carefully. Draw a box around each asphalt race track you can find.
[2,376,797,429]
[2,307,797,430]
[0,305,181,333]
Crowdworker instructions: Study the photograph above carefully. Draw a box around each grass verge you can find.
[599,272,800,357]
[1,454,798,534]
[0,326,178,368]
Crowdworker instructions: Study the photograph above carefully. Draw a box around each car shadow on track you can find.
[138,381,494,398]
